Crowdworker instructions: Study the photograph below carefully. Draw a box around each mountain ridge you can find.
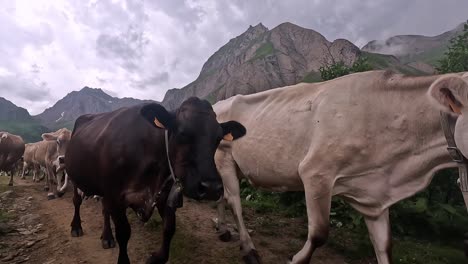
[35,86,156,130]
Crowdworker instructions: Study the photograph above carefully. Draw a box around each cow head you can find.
[42,128,72,171]
[0,133,7,144]
[428,73,468,157]
[141,98,246,201]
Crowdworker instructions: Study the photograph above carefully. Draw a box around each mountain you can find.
[35,87,155,130]
[162,23,361,109]
[0,97,32,122]
[161,22,427,109]
[0,97,47,142]
[362,22,466,72]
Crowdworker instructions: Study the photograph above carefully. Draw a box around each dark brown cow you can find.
[0,132,25,186]
[66,97,246,264]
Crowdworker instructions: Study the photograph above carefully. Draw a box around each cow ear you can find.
[220,121,246,141]
[428,75,468,115]
[140,103,174,129]
[42,133,58,141]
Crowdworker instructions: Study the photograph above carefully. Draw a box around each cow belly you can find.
[233,142,304,191]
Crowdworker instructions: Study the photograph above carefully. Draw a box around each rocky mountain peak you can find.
[35,87,154,130]
[0,97,32,121]
[161,21,362,110]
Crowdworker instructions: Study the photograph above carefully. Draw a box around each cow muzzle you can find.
[58,156,65,164]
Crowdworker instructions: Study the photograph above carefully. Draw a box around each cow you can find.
[0,132,25,186]
[34,128,72,199]
[21,143,44,182]
[213,70,468,264]
[65,97,246,264]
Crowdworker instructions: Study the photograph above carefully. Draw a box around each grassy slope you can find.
[0,120,48,142]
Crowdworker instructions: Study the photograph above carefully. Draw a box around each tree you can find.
[437,20,468,73]
[319,56,372,81]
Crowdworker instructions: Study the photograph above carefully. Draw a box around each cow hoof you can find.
[43,186,49,191]
[47,194,56,200]
[218,230,232,242]
[101,239,116,249]
[71,228,84,237]
[242,249,261,264]
[145,254,167,264]
[57,191,65,198]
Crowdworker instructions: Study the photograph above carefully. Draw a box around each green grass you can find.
[143,213,238,264]
[253,42,274,60]
[363,51,429,76]
[328,228,466,264]
[364,52,395,69]
[47,119,75,131]
[302,71,322,83]
[0,120,48,142]
[399,45,448,66]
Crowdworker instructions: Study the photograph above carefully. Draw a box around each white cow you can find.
[213,70,468,264]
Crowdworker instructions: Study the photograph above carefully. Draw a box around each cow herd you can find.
[1,70,468,264]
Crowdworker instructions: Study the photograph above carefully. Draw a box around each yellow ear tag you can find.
[154,118,165,128]
[223,133,234,141]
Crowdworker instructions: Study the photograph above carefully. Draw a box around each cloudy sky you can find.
[1,0,467,114]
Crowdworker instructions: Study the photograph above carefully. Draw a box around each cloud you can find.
[132,72,170,90]
[1,0,467,115]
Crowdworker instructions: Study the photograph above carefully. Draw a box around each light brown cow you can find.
[33,128,72,199]
[21,143,44,182]
[213,70,468,264]
[0,132,25,186]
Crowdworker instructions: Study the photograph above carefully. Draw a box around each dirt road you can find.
[0,177,347,264]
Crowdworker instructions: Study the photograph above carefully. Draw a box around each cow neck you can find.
[440,111,468,208]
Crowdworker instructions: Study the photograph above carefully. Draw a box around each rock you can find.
[36,233,49,241]
[18,214,40,226]
[0,190,13,199]
[26,197,33,201]
[17,256,30,263]
[2,251,19,261]
[0,222,13,234]
[25,241,36,248]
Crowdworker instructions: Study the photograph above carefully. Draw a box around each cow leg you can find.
[70,185,84,237]
[217,151,260,264]
[20,162,27,179]
[43,167,50,191]
[147,204,176,264]
[57,172,68,197]
[290,178,331,264]
[39,167,45,181]
[101,200,116,249]
[111,207,131,264]
[46,166,55,199]
[364,209,392,264]
[8,167,14,186]
[216,197,232,241]
[226,180,260,263]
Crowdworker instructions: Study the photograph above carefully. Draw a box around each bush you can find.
[437,20,468,74]
[319,56,372,81]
